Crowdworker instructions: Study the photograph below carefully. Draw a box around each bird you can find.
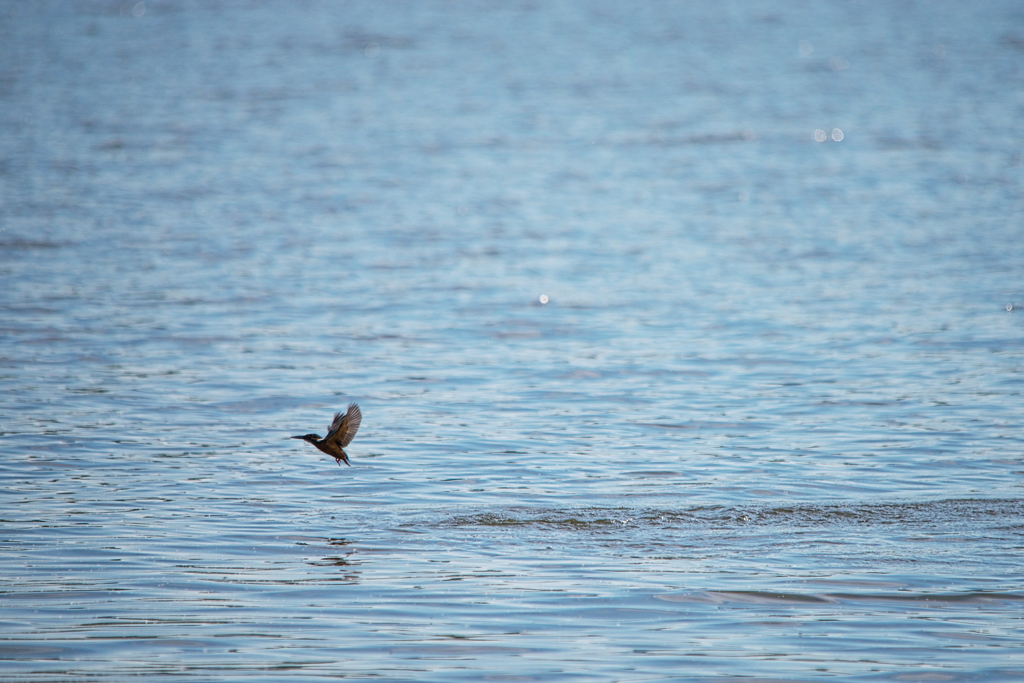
[291,403,362,466]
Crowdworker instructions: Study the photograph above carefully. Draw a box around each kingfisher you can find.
[291,403,362,466]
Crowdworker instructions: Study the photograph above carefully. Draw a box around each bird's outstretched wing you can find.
[325,402,362,447]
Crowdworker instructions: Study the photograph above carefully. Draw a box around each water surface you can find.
[2,1,1023,680]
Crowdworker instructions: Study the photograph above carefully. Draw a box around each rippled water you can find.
[2,1,1024,680]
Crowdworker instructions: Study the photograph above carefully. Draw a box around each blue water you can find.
[2,1,1024,680]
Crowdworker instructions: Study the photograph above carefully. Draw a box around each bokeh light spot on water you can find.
[1007,303,1014,312]
[829,56,849,71]
[814,129,827,142]
[364,42,380,57]
[539,294,549,305]
[831,128,844,142]
[799,39,814,57]
[130,2,145,17]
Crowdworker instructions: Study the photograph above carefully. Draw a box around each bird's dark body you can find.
[292,403,362,466]
[305,437,350,464]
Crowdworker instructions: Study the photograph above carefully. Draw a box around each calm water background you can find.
[2,1,1024,680]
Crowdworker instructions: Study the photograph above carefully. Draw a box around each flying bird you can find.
[291,403,362,466]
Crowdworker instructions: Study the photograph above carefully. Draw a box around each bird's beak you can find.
[290,435,304,439]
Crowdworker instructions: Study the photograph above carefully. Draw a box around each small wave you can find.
[657,590,1024,606]
[444,498,1024,531]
